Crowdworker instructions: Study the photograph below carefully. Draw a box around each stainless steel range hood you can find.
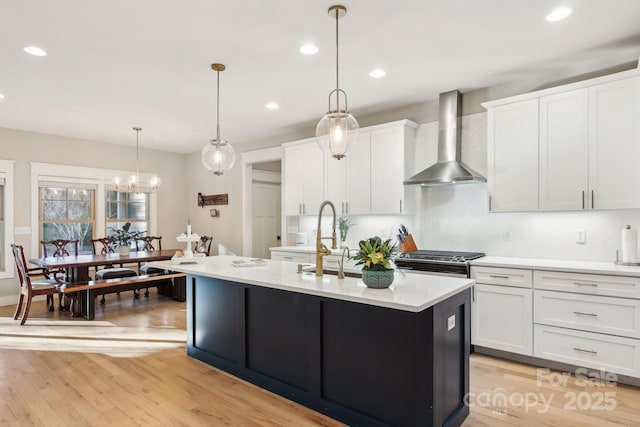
[404,90,485,186]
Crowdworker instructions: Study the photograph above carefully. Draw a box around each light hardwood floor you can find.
[1,295,639,426]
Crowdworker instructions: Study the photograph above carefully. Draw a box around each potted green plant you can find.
[351,236,399,288]
[108,222,143,255]
[337,216,352,248]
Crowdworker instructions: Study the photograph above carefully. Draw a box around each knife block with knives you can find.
[397,224,418,253]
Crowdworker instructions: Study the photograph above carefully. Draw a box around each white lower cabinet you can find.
[472,283,533,356]
[472,262,640,379]
[534,325,640,377]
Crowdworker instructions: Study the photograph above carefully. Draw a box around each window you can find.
[0,159,15,279]
[106,191,149,239]
[30,162,158,258]
[39,185,95,254]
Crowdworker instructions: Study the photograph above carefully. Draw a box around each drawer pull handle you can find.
[573,347,597,355]
[283,256,293,260]
[573,311,598,317]
[490,275,510,279]
[573,282,598,287]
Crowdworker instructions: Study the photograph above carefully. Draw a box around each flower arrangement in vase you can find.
[351,236,399,288]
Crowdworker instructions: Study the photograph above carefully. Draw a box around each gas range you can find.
[394,250,485,277]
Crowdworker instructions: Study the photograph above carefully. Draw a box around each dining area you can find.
[11,235,214,324]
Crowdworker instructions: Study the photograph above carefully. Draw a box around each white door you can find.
[252,182,281,259]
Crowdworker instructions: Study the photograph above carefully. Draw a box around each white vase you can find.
[118,245,131,256]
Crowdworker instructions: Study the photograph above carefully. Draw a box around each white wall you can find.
[0,127,189,301]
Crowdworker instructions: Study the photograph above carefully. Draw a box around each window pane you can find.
[43,222,94,254]
[68,201,91,220]
[43,201,67,220]
[129,193,146,202]
[127,202,146,220]
[107,201,127,219]
[42,188,67,200]
[68,188,91,201]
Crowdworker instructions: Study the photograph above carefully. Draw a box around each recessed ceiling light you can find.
[300,44,319,55]
[265,102,279,110]
[24,46,47,56]
[546,6,572,22]
[369,68,386,78]
[0,93,5,99]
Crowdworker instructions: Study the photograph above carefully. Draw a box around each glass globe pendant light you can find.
[316,5,359,160]
[202,63,236,175]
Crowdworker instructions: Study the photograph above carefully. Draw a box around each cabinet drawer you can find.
[534,270,640,299]
[270,252,312,263]
[534,325,640,377]
[534,290,640,339]
[471,266,532,288]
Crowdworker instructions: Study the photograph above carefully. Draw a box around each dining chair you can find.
[196,236,213,255]
[11,244,63,324]
[40,239,79,310]
[90,237,137,304]
[136,236,163,297]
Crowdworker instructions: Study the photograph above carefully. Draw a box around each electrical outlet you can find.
[576,229,586,244]
[502,231,512,241]
[447,314,456,331]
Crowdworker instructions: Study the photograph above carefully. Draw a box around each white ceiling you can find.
[2,0,640,154]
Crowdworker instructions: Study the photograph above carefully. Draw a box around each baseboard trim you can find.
[473,346,640,387]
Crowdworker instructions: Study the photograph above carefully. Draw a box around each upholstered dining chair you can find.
[90,237,137,303]
[40,239,79,310]
[11,244,63,324]
[136,236,163,297]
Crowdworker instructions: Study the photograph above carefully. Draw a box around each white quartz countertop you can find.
[471,256,640,277]
[147,256,474,312]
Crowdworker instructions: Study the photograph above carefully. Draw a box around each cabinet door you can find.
[472,284,533,355]
[370,126,405,214]
[325,154,347,215]
[487,99,539,212]
[301,143,325,215]
[589,76,640,209]
[539,89,589,211]
[284,145,304,215]
[346,130,371,215]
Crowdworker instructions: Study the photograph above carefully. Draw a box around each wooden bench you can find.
[57,272,187,320]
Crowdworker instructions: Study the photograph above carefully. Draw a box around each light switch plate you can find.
[447,314,456,331]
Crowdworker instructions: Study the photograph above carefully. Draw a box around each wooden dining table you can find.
[29,249,183,319]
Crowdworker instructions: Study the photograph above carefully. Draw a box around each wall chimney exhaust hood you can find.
[404,90,485,186]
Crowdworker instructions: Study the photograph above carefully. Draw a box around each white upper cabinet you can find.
[486,99,539,212]
[539,89,589,211]
[589,76,640,209]
[484,67,640,212]
[371,125,406,214]
[283,139,324,216]
[284,120,415,217]
[325,130,372,215]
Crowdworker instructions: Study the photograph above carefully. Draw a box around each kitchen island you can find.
[147,256,474,427]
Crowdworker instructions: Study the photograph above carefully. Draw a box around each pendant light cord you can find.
[216,70,221,143]
[134,127,141,186]
[335,8,340,113]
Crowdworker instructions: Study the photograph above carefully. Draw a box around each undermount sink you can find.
[303,268,361,278]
